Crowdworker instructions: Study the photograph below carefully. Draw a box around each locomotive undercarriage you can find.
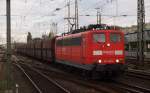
[56,60,126,79]
[93,64,126,78]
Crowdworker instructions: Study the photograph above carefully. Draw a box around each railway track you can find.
[18,61,118,93]
[38,68,118,93]
[14,63,70,93]
[110,69,150,93]
[125,69,150,80]
[112,80,150,93]
[34,64,150,93]
[26,62,150,93]
[15,55,150,93]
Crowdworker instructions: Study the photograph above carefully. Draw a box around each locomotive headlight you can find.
[116,59,119,63]
[115,50,123,55]
[98,60,102,63]
[107,43,110,47]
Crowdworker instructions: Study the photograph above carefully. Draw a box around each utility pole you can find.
[67,0,70,32]
[6,0,11,88]
[114,0,118,29]
[55,23,58,35]
[75,0,79,30]
[137,0,145,65]
[95,8,101,25]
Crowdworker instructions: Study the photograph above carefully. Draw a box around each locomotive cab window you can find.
[71,37,82,46]
[93,33,105,43]
[56,40,63,46]
[110,33,121,42]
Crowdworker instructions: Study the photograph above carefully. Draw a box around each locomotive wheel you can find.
[66,66,73,73]
[91,71,102,80]
[82,70,91,80]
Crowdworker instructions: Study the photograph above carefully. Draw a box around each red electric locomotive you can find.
[16,24,125,78]
[55,25,125,77]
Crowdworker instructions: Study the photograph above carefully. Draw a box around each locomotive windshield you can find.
[110,33,121,42]
[93,33,105,43]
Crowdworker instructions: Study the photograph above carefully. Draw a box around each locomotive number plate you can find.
[103,51,114,55]
[93,50,102,55]
[104,60,113,63]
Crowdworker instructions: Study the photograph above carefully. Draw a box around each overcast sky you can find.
[0,0,150,44]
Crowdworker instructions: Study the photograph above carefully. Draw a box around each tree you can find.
[27,32,32,43]
[48,32,54,39]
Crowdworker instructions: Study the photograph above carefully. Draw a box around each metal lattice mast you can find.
[67,0,70,32]
[137,0,145,65]
[76,0,79,29]
[75,0,79,30]
[95,8,101,25]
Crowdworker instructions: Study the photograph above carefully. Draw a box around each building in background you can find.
[122,23,150,34]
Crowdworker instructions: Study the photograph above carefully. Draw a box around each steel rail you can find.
[14,63,71,93]
[114,80,150,93]
[19,60,118,93]
[16,55,150,93]
[125,70,150,80]
[33,64,121,93]
[14,64,42,93]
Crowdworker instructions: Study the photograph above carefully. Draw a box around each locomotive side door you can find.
[81,34,86,64]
